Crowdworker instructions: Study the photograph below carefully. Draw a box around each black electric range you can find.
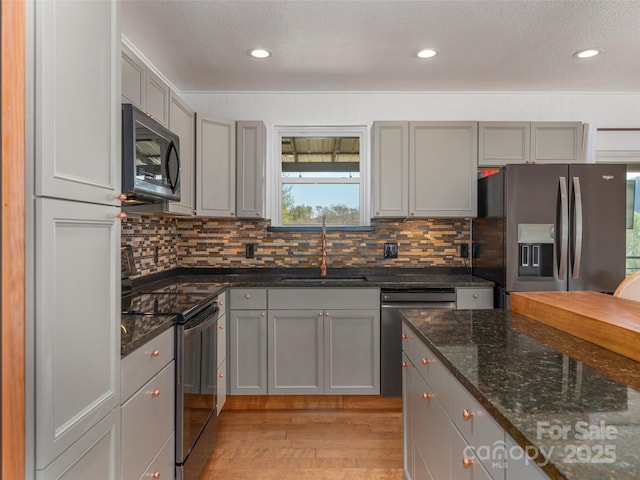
[122,282,221,323]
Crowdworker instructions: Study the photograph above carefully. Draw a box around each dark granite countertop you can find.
[131,267,494,289]
[120,314,176,357]
[120,267,493,360]
[401,308,640,480]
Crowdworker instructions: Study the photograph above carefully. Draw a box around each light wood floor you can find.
[201,399,404,480]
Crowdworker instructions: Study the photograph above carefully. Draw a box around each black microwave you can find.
[122,103,181,203]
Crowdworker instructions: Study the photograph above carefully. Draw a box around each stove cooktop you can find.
[122,282,221,321]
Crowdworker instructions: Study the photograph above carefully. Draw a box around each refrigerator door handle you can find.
[558,176,569,280]
[572,176,583,279]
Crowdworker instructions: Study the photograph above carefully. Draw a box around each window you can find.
[274,126,369,226]
[626,167,640,274]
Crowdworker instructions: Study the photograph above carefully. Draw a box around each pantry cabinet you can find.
[32,1,123,476]
[196,114,237,217]
[479,121,584,166]
[36,0,121,207]
[372,121,478,218]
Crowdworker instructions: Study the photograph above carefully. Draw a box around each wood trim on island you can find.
[2,0,26,478]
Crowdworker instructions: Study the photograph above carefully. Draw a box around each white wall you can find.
[182,91,640,127]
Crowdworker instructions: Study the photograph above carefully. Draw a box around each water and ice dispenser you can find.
[518,224,554,277]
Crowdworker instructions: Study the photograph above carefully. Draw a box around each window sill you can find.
[268,225,375,233]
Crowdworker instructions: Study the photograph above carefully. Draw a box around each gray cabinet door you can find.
[236,121,267,218]
[167,91,196,215]
[36,408,121,480]
[268,310,324,394]
[410,121,478,218]
[479,122,531,166]
[196,114,237,217]
[403,355,415,480]
[35,0,120,206]
[229,309,267,394]
[145,69,169,127]
[324,309,380,394]
[372,121,410,217]
[121,42,145,109]
[35,198,121,469]
[531,122,583,163]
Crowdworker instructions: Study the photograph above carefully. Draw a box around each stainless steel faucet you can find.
[320,215,327,277]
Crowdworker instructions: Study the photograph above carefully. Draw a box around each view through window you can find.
[626,168,640,274]
[278,129,367,226]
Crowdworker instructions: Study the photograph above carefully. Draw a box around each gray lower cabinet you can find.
[120,327,175,480]
[268,310,324,394]
[268,288,380,395]
[36,408,121,480]
[229,288,269,394]
[403,319,549,480]
[217,293,228,414]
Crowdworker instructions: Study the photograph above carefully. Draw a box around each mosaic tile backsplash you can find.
[122,214,471,279]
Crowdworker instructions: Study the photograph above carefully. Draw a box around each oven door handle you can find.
[184,314,217,338]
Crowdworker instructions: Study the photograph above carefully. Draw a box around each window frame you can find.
[271,125,370,227]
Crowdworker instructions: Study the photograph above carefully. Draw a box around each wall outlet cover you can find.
[246,243,256,259]
[384,243,398,258]
[460,243,469,258]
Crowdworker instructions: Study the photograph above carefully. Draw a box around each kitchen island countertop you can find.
[402,308,640,480]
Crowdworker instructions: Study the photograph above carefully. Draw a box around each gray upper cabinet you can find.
[167,91,196,215]
[410,121,478,218]
[196,114,237,217]
[145,69,170,126]
[236,121,267,218]
[372,122,410,217]
[372,121,478,218]
[36,0,121,207]
[121,42,145,110]
[479,122,531,166]
[531,122,583,163]
[120,41,169,126]
[479,121,584,166]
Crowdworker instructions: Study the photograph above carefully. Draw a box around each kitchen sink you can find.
[279,276,368,283]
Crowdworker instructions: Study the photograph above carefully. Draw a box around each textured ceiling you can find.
[121,0,640,92]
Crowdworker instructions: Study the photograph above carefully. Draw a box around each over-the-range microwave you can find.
[122,103,181,203]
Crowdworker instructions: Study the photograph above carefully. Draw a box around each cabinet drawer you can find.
[137,432,174,480]
[269,288,380,310]
[122,362,175,480]
[456,287,493,310]
[451,422,496,480]
[230,288,267,309]
[121,327,174,402]
[401,321,415,365]
[413,337,450,411]
[450,376,505,479]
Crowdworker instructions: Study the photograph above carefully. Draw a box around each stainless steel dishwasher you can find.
[380,288,456,396]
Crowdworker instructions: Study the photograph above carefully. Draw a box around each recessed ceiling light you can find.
[249,48,271,59]
[574,48,602,59]
[416,49,438,59]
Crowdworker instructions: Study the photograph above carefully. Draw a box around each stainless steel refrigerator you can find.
[473,163,626,307]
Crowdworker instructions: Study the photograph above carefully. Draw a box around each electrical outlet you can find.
[245,243,256,259]
[472,243,479,258]
[384,243,398,258]
[460,243,469,258]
